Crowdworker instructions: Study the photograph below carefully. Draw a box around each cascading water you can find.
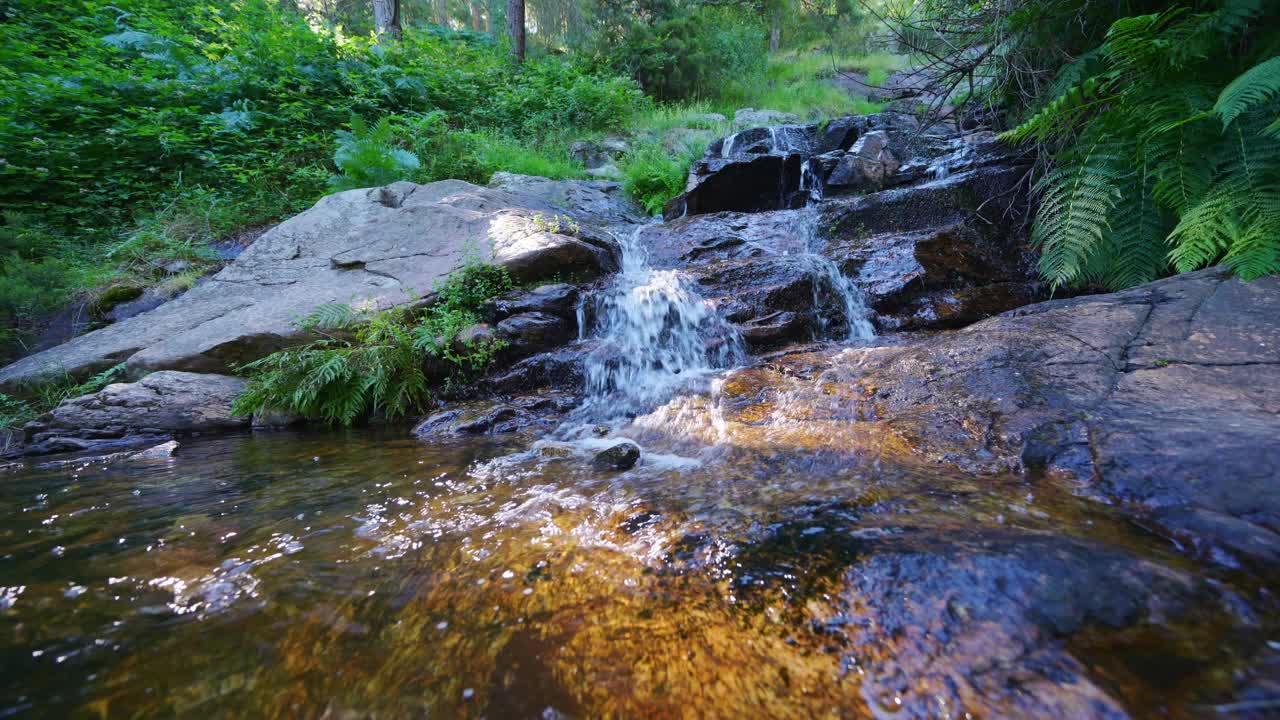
[575,226,746,420]
[794,207,876,341]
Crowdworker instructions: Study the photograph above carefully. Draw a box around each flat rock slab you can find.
[1,178,639,388]
[712,269,1280,570]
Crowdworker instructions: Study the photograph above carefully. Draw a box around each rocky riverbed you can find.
[1,111,1277,718]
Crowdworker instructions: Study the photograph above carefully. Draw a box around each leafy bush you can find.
[611,9,767,101]
[232,260,513,426]
[619,142,702,216]
[1001,2,1280,288]
[329,115,423,191]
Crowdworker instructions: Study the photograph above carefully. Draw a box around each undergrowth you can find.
[231,260,512,426]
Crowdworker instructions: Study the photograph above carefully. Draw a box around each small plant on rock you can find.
[232,260,512,426]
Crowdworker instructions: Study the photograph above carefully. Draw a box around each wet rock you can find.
[818,529,1233,719]
[484,346,586,395]
[667,153,806,219]
[495,312,574,359]
[483,283,579,324]
[412,394,577,437]
[821,163,1041,330]
[593,441,640,470]
[105,288,170,323]
[802,269,1280,569]
[1,178,638,388]
[824,130,899,192]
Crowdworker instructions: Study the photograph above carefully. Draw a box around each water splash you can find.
[577,227,746,419]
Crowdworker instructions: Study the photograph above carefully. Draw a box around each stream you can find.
[1,208,1264,718]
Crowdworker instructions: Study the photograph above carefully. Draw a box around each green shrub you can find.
[232,260,513,426]
[329,115,423,192]
[611,9,767,101]
[619,142,702,216]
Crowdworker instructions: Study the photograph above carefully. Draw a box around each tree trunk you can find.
[769,15,781,52]
[506,0,525,63]
[372,0,402,40]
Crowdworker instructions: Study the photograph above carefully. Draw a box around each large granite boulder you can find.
[1,178,641,389]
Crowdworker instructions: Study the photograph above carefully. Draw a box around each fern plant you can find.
[328,115,423,192]
[232,262,512,426]
[1001,1,1280,289]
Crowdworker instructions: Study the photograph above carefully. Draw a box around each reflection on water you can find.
[0,407,1255,718]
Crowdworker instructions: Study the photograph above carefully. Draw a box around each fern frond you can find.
[1000,76,1110,144]
[1098,161,1171,289]
[1215,57,1280,128]
[1030,137,1126,288]
[301,303,358,330]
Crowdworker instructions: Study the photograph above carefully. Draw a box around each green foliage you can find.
[609,8,767,101]
[0,0,644,355]
[618,142,702,216]
[1001,1,1280,289]
[329,115,422,191]
[232,261,512,426]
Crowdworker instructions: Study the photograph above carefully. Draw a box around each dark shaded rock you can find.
[495,312,574,359]
[485,346,586,396]
[412,393,578,437]
[816,529,1234,719]
[484,283,579,324]
[667,153,806,219]
[821,164,1041,330]
[593,440,640,470]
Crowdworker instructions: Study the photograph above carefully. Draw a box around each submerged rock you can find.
[818,529,1233,719]
[592,441,641,470]
[0,178,640,389]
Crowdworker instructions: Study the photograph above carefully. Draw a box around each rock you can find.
[684,112,726,127]
[733,108,801,127]
[569,137,629,170]
[666,153,806,219]
[824,130,899,191]
[821,163,1041,330]
[592,440,641,470]
[251,408,303,429]
[15,372,249,456]
[717,269,1280,569]
[484,346,586,396]
[48,371,249,435]
[130,439,179,459]
[495,312,574,359]
[412,394,578,437]
[488,172,646,229]
[484,283,579,324]
[814,529,1231,719]
[0,179,639,388]
[105,288,169,323]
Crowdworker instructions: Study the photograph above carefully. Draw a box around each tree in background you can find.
[507,0,526,61]
[373,0,403,38]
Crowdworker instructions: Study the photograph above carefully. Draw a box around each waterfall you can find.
[795,207,875,341]
[576,227,746,419]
